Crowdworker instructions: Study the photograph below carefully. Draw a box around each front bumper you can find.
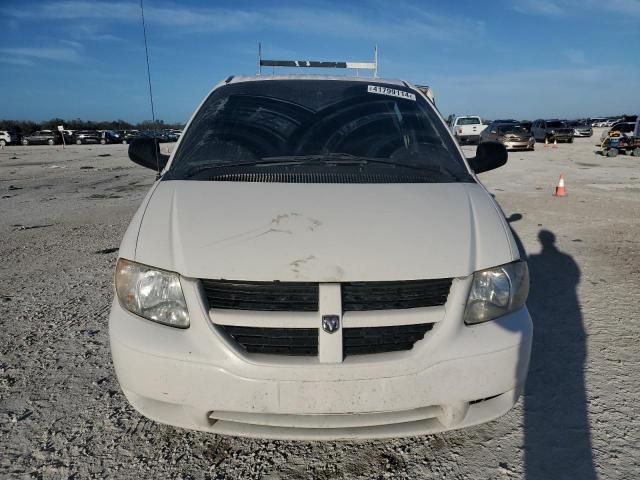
[504,140,534,150]
[573,130,593,137]
[109,278,533,440]
[456,134,480,144]
[549,134,573,142]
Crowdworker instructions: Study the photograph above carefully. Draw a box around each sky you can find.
[1,0,639,123]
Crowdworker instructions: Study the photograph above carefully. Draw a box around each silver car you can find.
[480,123,535,151]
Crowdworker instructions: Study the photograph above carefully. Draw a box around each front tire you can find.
[100,138,106,145]
[22,139,29,146]
[568,138,574,143]
[47,139,54,145]
[606,148,618,157]
[0,140,6,147]
[76,139,82,145]
[632,147,640,157]
[122,139,128,144]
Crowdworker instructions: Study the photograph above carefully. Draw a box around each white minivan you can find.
[109,75,532,440]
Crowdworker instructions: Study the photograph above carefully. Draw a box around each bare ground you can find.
[1,131,639,479]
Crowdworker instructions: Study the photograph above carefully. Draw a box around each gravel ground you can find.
[1,131,639,479]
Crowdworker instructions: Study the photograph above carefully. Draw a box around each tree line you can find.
[0,118,185,134]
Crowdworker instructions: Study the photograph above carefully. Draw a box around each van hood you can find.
[134,181,517,282]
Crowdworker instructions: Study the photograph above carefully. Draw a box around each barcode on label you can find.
[367,85,416,101]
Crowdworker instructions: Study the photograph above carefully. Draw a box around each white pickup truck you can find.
[450,116,487,144]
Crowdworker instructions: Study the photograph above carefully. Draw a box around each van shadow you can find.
[506,215,597,480]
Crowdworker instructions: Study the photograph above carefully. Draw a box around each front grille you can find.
[219,324,433,357]
[342,279,452,311]
[343,324,433,355]
[201,279,318,311]
[220,325,318,355]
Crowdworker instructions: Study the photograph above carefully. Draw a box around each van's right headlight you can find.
[464,261,529,325]
[115,258,190,328]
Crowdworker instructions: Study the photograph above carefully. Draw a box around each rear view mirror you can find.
[128,137,169,171]
[468,142,507,174]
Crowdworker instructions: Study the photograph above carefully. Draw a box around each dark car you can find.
[531,119,574,143]
[519,121,533,133]
[480,123,535,151]
[0,131,22,146]
[21,130,59,145]
[73,130,103,145]
[100,130,125,144]
[118,130,141,144]
[139,130,170,142]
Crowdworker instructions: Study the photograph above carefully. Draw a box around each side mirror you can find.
[128,137,169,171]
[468,142,507,174]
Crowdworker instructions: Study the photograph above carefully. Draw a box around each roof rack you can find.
[258,44,378,78]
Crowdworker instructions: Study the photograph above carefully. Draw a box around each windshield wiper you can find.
[257,153,446,174]
[173,153,459,180]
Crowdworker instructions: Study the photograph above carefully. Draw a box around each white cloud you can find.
[0,47,81,62]
[60,39,83,49]
[430,64,640,118]
[0,56,35,66]
[6,1,485,41]
[510,0,640,17]
[512,0,565,16]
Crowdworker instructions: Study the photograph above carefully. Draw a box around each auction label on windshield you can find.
[367,85,416,101]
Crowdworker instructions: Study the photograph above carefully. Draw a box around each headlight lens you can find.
[115,258,189,328]
[464,261,529,325]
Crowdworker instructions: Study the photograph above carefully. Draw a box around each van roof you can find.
[228,75,409,87]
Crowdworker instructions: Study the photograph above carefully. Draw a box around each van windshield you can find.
[166,80,473,183]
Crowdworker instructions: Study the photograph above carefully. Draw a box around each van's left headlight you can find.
[115,258,190,328]
[464,261,529,325]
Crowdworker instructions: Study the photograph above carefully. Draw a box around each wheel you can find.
[22,139,29,146]
[100,138,106,145]
[47,139,54,145]
[632,148,640,157]
[606,148,618,157]
[568,138,574,143]
[122,139,127,144]
[0,140,6,147]
[76,139,82,145]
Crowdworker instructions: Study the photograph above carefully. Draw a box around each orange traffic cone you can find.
[544,138,548,148]
[552,139,558,149]
[554,174,567,197]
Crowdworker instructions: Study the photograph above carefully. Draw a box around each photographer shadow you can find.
[507,216,597,479]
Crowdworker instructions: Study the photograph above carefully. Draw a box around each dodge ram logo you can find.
[322,315,340,334]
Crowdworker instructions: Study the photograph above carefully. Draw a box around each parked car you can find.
[450,115,487,144]
[480,123,535,150]
[110,74,532,440]
[599,122,636,142]
[100,130,125,144]
[117,130,141,144]
[519,121,533,133]
[566,121,593,137]
[21,130,59,145]
[0,131,15,146]
[73,130,103,145]
[531,119,574,143]
[590,117,606,127]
